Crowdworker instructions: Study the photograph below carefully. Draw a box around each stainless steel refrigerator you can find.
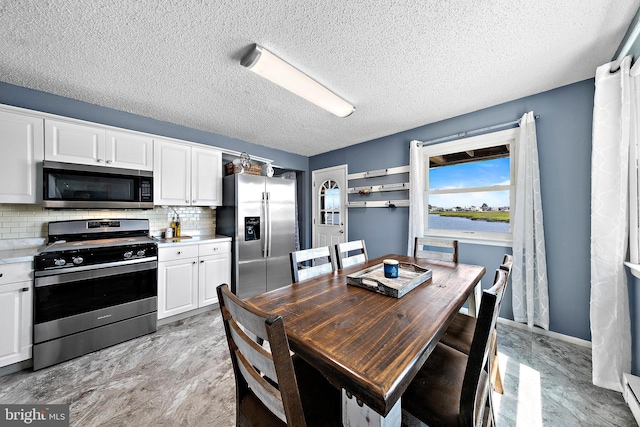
[217,173,297,299]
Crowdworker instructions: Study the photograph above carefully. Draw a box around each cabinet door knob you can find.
[186,200,189,203]
[106,160,113,164]
[20,287,29,292]
[193,261,197,265]
[177,251,182,255]
[0,273,3,277]
[97,159,104,163]
[200,260,204,263]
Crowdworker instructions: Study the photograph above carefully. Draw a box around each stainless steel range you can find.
[33,219,158,370]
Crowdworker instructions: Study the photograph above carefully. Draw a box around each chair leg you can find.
[490,351,504,394]
[489,331,504,394]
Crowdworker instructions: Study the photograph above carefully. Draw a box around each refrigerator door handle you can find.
[262,192,267,257]
[263,191,269,257]
[266,191,272,257]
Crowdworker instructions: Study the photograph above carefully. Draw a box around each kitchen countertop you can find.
[0,234,233,264]
[0,247,42,264]
[153,234,231,247]
[0,238,45,264]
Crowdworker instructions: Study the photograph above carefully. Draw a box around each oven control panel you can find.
[123,249,149,259]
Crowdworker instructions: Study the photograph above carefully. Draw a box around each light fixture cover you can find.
[241,44,355,118]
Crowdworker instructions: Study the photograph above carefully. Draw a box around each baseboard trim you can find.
[157,304,218,327]
[0,359,33,377]
[459,307,592,349]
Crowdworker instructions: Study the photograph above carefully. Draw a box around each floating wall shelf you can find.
[348,182,410,194]
[347,165,410,209]
[347,165,410,180]
[348,200,410,208]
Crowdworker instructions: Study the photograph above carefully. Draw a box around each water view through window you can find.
[428,155,510,233]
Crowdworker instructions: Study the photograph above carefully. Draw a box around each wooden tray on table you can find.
[346,262,432,298]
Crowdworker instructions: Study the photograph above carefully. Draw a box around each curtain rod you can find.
[611,6,640,72]
[418,114,540,147]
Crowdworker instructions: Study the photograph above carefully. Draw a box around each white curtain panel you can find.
[408,141,424,256]
[512,112,550,330]
[590,55,636,392]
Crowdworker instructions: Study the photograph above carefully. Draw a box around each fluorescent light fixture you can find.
[241,44,355,118]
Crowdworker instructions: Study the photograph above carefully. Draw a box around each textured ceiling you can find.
[1,1,638,156]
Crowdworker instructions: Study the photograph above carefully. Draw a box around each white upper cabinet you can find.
[105,130,153,171]
[191,145,222,206]
[45,119,104,165]
[154,138,222,207]
[45,119,153,171]
[0,110,44,204]
[154,139,191,206]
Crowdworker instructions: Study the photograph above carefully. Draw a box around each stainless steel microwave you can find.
[42,161,153,209]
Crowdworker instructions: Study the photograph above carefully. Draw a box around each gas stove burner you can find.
[36,219,157,273]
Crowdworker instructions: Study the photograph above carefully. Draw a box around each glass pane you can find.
[428,191,510,233]
[319,180,340,225]
[48,172,136,201]
[326,192,334,210]
[326,212,334,225]
[429,153,510,190]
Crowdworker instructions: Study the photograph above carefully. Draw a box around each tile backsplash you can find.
[0,204,216,239]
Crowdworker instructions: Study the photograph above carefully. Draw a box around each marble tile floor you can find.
[0,310,635,426]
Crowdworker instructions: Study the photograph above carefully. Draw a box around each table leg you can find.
[466,280,481,317]
[342,390,401,427]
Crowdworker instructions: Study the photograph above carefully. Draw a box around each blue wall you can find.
[0,81,312,250]
[310,79,595,341]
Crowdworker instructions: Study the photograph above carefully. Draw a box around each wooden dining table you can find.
[246,254,485,427]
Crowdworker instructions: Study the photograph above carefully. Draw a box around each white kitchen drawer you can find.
[199,241,231,256]
[0,262,34,286]
[158,244,199,262]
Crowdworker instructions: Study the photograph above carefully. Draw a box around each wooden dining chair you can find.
[403,268,508,427]
[439,253,513,394]
[290,246,336,283]
[335,240,368,269]
[414,237,459,263]
[217,284,341,427]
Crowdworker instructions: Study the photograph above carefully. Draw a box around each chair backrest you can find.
[459,269,508,425]
[290,246,336,283]
[335,240,368,269]
[217,284,307,426]
[496,253,513,310]
[500,254,513,275]
[414,237,458,263]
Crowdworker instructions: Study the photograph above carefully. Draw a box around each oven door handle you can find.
[35,260,157,288]
[34,257,157,278]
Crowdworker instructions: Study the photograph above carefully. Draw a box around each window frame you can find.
[421,127,519,243]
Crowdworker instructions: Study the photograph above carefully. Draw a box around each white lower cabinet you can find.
[0,262,33,368]
[157,240,231,320]
[198,242,231,307]
[157,255,199,319]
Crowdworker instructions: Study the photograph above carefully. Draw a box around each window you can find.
[422,128,518,242]
[319,179,340,225]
